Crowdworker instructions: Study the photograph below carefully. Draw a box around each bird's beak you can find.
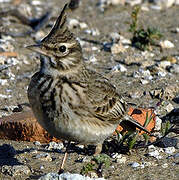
[26,44,48,56]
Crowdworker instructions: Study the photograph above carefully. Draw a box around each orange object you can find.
[0,52,18,57]
[0,111,60,143]
[115,107,156,134]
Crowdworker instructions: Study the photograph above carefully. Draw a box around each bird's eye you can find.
[59,45,67,53]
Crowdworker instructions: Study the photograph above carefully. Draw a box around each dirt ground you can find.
[0,0,179,179]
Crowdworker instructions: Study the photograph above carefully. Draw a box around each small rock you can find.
[160,40,175,49]
[46,141,64,152]
[111,153,121,159]
[158,71,167,77]
[131,162,140,168]
[2,165,30,176]
[112,64,127,72]
[84,28,100,36]
[110,0,125,5]
[34,141,41,146]
[164,147,176,154]
[33,153,52,161]
[79,22,88,29]
[0,79,8,86]
[68,18,79,29]
[89,55,98,63]
[116,156,127,164]
[169,64,179,74]
[0,94,12,98]
[140,79,149,85]
[110,32,121,43]
[165,103,174,113]
[126,0,142,6]
[162,163,168,168]
[148,150,162,159]
[111,43,126,54]
[38,172,106,180]
[159,61,171,69]
[154,116,162,131]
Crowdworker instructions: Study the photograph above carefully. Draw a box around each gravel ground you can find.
[0,0,179,179]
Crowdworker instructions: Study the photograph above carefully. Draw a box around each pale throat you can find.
[39,54,83,77]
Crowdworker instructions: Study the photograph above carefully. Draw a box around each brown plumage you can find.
[27,4,149,166]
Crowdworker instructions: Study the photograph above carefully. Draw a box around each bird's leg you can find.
[94,143,102,155]
[58,141,71,174]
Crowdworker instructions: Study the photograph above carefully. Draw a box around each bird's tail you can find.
[121,114,150,134]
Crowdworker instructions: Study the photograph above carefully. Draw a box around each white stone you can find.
[126,0,142,6]
[159,61,171,69]
[148,150,161,159]
[0,79,8,86]
[158,71,167,77]
[79,22,88,29]
[164,147,176,154]
[0,94,12,98]
[160,40,175,49]
[111,43,126,54]
[154,116,162,131]
[89,55,97,63]
[110,32,121,43]
[46,141,64,151]
[170,64,179,74]
[162,163,168,168]
[165,103,174,113]
[112,64,127,72]
[131,162,140,168]
[31,0,42,5]
[111,0,125,5]
[38,172,106,180]
[68,18,79,29]
[140,79,149,85]
[116,156,127,164]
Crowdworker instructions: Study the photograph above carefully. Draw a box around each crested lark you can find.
[27,4,149,159]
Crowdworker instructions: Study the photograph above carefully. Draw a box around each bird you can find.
[27,3,149,171]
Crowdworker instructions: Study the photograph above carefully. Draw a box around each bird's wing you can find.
[86,72,127,123]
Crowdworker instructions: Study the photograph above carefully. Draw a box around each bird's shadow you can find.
[0,144,22,166]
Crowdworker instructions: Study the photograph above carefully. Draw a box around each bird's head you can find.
[27,4,83,74]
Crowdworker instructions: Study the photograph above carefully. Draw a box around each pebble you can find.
[130,162,140,168]
[152,0,176,9]
[140,79,149,85]
[33,153,52,161]
[162,163,168,168]
[38,172,106,180]
[116,156,127,164]
[68,18,79,29]
[159,61,171,69]
[2,165,30,176]
[89,55,98,63]
[0,94,12,98]
[0,79,8,86]
[84,28,100,36]
[79,22,88,29]
[169,64,179,74]
[165,103,174,113]
[45,141,64,152]
[34,141,41,146]
[148,145,163,159]
[112,64,127,72]
[126,0,142,6]
[160,40,175,49]
[111,43,126,54]
[164,147,176,154]
[158,71,167,77]
[154,116,162,131]
[110,32,121,43]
